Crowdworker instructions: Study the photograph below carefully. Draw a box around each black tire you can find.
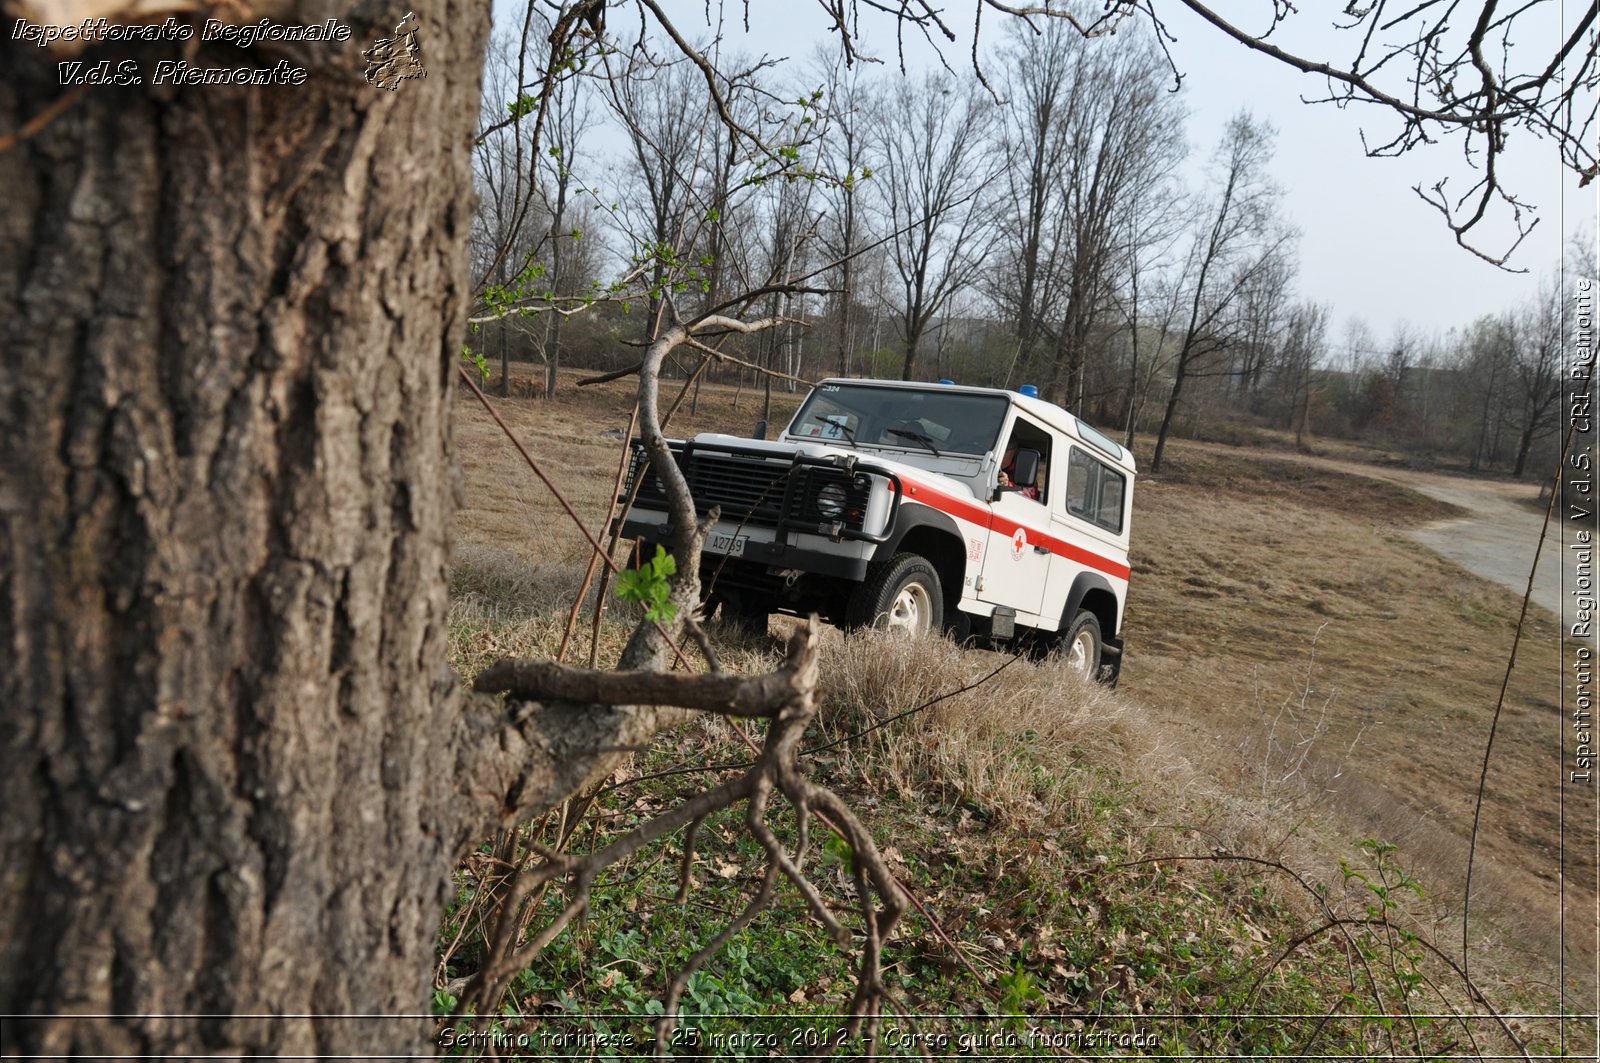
[846,553,943,636]
[1060,610,1103,679]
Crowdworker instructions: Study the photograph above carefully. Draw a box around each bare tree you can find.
[1278,301,1331,449]
[1406,331,1448,453]
[606,53,715,338]
[1508,279,1568,477]
[823,0,1597,263]
[873,73,998,380]
[813,55,873,378]
[469,20,607,397]
[473,31,553,393]
[1229,250,1296,406]
[990,19,1079,385]
[535,35,595,397]
[1151,112,1294,473]
[1460,315,1515,471]
[753,167,823,421]
[1112,177,1190,448]
[1038,27,1187,411]
[990,19,1187,412]
[1163,0,1597,264]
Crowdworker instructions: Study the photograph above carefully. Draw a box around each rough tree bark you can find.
[0,3,695,1056]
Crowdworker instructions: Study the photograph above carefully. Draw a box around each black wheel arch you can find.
[870,503,967,620]
[1062,571,1120,640]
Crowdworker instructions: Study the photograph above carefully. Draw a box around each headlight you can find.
[816,484,847,519]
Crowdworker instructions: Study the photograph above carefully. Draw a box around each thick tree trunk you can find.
[0,4,610,1056]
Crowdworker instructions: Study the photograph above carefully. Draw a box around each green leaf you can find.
[616,545,678,624]
[506,93,538,120]
[460,344,490,382]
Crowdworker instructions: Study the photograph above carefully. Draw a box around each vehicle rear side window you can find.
[1066,447,1126,534]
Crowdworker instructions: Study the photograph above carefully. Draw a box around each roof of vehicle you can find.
[810,377,1137,473]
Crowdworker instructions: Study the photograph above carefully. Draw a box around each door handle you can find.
[1032,545,1050,555]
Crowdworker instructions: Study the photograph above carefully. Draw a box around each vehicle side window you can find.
[999,418,1051,505]
[1067,447,1125,534]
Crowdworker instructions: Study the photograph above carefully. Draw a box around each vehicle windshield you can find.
[787,383,1008,456]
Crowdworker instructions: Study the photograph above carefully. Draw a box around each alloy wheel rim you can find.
[885,582,930,634]
[1068,630,1094,674]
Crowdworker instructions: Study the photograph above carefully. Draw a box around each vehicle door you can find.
[978,415,1053,621]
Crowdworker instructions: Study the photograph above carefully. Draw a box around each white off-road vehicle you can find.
[618,379,1134,681]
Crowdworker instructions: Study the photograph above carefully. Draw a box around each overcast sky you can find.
[495,1,1596,348]
[1135,2,1594,347]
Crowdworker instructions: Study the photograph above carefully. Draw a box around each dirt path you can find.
[1286,454,1567,616]
[1395,475,1568,617]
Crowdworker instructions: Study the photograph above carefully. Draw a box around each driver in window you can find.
[998,447,1040,500]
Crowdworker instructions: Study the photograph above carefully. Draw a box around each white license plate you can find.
[710,534,748,556]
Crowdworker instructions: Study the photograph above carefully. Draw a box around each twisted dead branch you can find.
[455,293,917,1050]
[462,619,908,1051]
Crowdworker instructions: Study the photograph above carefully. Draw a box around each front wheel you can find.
[847,553,944,636]
[1060,610,1103,679]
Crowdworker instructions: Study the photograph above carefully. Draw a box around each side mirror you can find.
[752,419,768,440]
[1012,448,1041,487]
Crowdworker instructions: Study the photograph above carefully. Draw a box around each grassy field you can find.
[1125,444,1584,962]
[441,364,1592,1056]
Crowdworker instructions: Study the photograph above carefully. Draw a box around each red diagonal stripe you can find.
[899,476,1132,581]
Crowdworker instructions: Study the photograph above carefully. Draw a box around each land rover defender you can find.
[617,379,1135,682]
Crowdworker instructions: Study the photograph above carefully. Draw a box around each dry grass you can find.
[807,629,1347,930]
[1146,443,1468,523]
[447,364,1591,1024]
[815,632,1161,827]
[1126,440,1591,1007]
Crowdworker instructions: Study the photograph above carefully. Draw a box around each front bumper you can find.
[616,518,871,582]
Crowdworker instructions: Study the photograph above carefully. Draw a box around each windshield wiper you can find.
[885,427,942,457]
[813,419,857,445]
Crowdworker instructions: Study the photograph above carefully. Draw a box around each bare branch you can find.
[683,335,817,388]
[472,652,816,717]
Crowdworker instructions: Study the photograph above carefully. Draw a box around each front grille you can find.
[624,447,667,504]
[623,444,868,531]
[686,453,792,523]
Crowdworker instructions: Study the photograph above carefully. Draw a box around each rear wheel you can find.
[1060,610,1103,679]
[847,553,944,636]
